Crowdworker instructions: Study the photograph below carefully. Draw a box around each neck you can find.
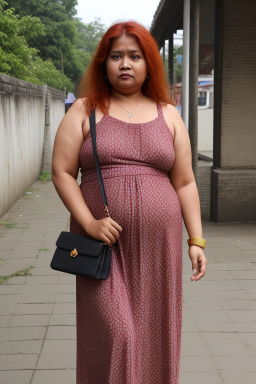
[111,90,145,105]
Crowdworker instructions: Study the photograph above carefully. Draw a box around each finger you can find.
[110,218,122,233]
[194,263,207,280]
[106,231,116,245]
[194,271,205,281]
[102,234,112,248]
[108,226,121,241]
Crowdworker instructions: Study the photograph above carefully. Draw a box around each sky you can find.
[75,0,183,45]
[75,0,161,30]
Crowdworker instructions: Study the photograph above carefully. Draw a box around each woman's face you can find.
[105,32,148,95]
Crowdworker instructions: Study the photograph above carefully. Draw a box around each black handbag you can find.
[50,110,112,280]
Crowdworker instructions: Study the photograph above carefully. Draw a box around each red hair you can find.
[77,21,174,115]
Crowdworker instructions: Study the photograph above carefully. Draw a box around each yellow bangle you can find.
[187,236,206,249]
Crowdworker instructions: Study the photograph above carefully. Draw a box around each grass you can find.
[39,171,52,181]
[24,188,34,198]
[0,221,17,228]
[38,248,50,251]
[0,265,34,285]
[0,221,30,230]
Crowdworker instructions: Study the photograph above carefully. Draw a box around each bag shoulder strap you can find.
[89,110,110,217]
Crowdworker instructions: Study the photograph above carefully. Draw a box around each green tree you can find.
[173,45,183,84]
[74,18,106,55]
[5,0,79,80]
[5,1,106,87]
[0,0,72,90]
[60,0,78,17]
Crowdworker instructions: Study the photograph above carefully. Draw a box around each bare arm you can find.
[165,104,207,281]
[52,99,95,231]
[166,105,202,237]
[51,99,122,246]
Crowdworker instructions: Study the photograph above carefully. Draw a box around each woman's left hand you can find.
[188,245,207,281]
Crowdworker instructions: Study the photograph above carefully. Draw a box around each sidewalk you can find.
[0,178,256,384]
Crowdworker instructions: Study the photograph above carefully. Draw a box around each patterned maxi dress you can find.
[70,103,183,384]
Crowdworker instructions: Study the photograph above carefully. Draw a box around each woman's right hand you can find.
[85,217,122,248]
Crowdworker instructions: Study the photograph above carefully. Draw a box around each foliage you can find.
[173,45,183,84]
[38,171,52,181]
[0,0,72,90]
[0,265,34,284]
[74,18,106,55]
[4,1,106,89]
[0,221,17,228]
[161,44,183,85]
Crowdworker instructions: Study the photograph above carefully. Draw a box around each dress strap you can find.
[157,102,164,119]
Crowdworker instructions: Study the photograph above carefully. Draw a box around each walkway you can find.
[0,179,256,384]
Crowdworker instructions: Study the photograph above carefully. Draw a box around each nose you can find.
[120,59,131,70]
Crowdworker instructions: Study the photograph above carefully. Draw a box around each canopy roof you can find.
[150,0,183,46]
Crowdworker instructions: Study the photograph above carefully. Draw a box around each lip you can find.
[119,73,132,79]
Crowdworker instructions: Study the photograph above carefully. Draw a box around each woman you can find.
[52,21,207,384]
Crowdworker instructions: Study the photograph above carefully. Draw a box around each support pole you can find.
[168,36,174,86]
[182,0,190,128]
[189,0,200,180]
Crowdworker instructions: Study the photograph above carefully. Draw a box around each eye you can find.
[112,55,121,60]
[131,55,140,60]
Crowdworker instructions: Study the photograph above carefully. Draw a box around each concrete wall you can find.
[42,88,65,171]
[198,107,213,152]
[212,0,256,222]
[197,161,212,220]
[0,75,65,218]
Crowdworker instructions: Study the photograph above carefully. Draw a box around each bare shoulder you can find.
[160,103,183,140]
[162,104,187,138]
[68,97,87,116]
[161,103,182,122]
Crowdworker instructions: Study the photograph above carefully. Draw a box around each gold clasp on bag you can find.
[70,248,78,258]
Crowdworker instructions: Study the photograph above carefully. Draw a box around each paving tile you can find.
[230,270,256,280]
[52,303,76,314]
[181,321,198,333]
[0,340,43,354]
[220,299,256,310]
[3,276,27,284]
[14,303,54,315]
[0,285,24,295]
[16,293,56,304]
[41,339,75,354]
[45,326,76,340]
[55,293,76,303]
[0,354,38,370]
[179,372,222,384]
[0,370,33,384]
[49,314,76,326]
[180,356,217,372]
[197,320,256,333]
[200,332,242,344]
[213,356,256,371]
[25,276,59,285]
[183,299,222,310]
[36,351,75,369]
[226,309,256,322]
[182,310,231,322]
[181,332,202,344]
[9,314,50,327]
[0,316,12,327]
[31,369,75,384]
[58,275,76,284]
[0,304,16,316]
[209,262,253,271]
[219,371,256,384]
[206,342,251,357]
[0,327,46,342]
[180,342,209,357]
